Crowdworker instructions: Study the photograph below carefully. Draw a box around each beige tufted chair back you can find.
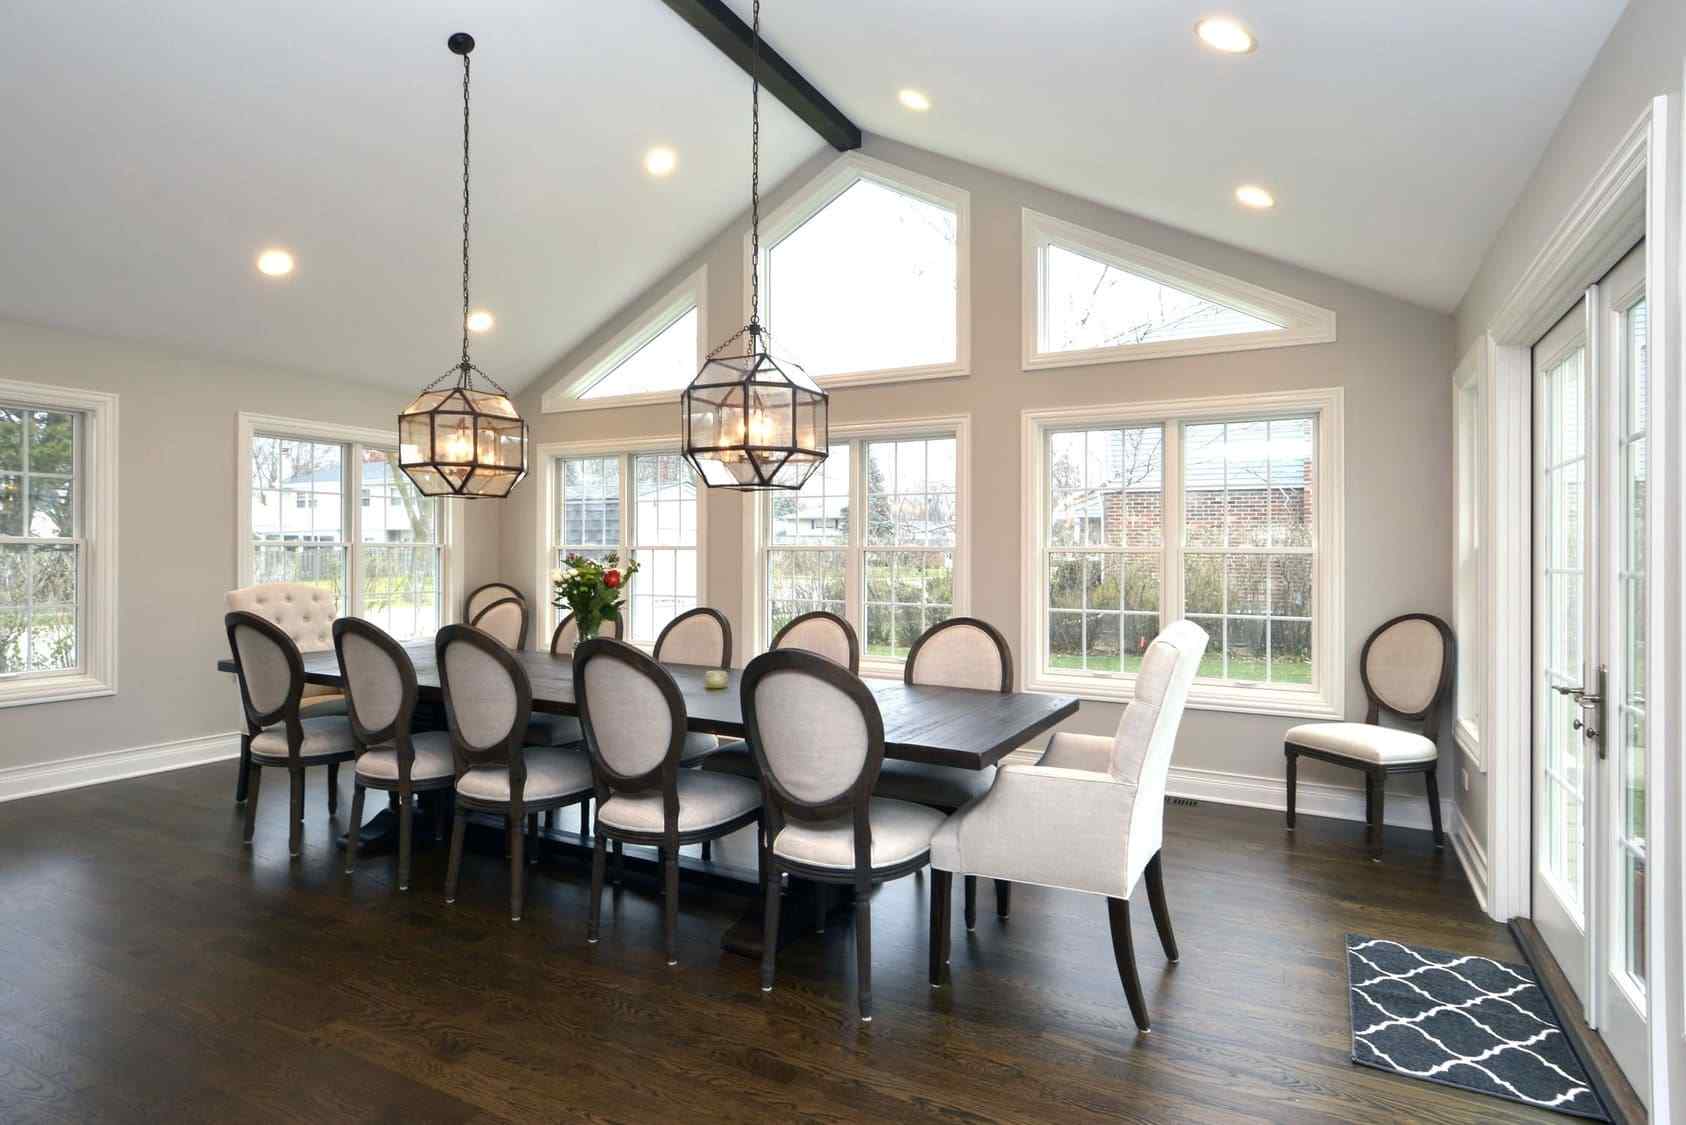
[226,583,339,698]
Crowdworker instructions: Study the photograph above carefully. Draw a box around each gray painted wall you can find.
[504,133,1457,811]
[0,318,502,772]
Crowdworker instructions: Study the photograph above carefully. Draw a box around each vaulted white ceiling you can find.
[1,1,1627,394]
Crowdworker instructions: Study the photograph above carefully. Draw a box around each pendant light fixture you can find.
[399,32,528,499]
[681,0,828,491]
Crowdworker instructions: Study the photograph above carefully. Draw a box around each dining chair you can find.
[575,638,763,965]
[1283,614,1455,860]
[549,609,625,655]
[438,624,594,921]
[225,582,348,805]
[873,617,1015,928]
[652,607,733,764]
[225,610,361,857]
[333,617,456,890]
[469,594,529,651]
[929,620,1208,1033]
[522,611,626,752]
[744,648,946,1022]
[465,581,526,625]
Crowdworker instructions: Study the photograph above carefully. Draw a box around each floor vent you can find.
[1167,797,1200,807]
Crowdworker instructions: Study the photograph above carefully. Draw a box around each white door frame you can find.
[1479,95,1679,1116]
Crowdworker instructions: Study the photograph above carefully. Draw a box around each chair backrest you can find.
[772,610,859,673]
[1112,620,1207,888]
[225,610,304,734]
[225,582,336,653]
[470,595,529,651]
[653,607,732,668]
[743,650,885,882]
[573,639,687,826]
[550,610,624,654]
[1360,613,1456,730]
[465,582,525,624]
[332,617,417,754]
[436,623,533,787]
[904,617,1012,692]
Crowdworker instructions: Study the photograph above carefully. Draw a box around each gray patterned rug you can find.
[1345,935,1608,1120]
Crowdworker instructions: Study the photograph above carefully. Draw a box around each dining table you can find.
[216,640,1080,954]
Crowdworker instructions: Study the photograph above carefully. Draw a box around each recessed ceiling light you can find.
[466,309,496,333]
[1235,184,1275,209]
[897,88,932,112]
[1196,17,1256,54]
[256,248,294,277]
[644,146,677,177]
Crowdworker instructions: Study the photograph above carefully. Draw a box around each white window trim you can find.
[533,435,709,651]
[541,266,709,414]
[1452,339,1486,768]
[235,412,463,629]
[740,414,972,678]
[1020,209,1337,372]
[747,152,972,389]
[0,378,118,709]
[1020,388,1345,719]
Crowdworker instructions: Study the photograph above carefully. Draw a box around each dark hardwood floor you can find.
[0,763,1554,1123]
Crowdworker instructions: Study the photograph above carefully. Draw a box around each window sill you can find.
[1023,327,1335,372]
[1025,669,1341,721]
[0,673,115,710]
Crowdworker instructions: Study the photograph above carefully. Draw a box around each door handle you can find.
[1553,669,1607,759]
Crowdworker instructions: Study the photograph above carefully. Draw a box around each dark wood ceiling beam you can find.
[656,0,862,152]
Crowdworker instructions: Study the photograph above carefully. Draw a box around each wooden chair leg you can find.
[1144,851,1179,962]
[588,831,606,943]
[964,875,978,930]
[327,762,339,816]
[702,840,712,862]
[760,862,782,992]
[287,767,305,857]
[580,797,590,839]
[1365,772,1376,825]
[1107,897,1150,1032]
[396,785,413,891]
[930,870,952,987]
[994,879,1011,919]
[544,808,556,832]
[345,783,366,875]
[1284,748,1297,829]
[1424,768,1444,847]
[445,808,467,903]
[509,812,525,921]
[1369,770,1386,862]
[235,736,252,803]
[612,839,624,885]
[242,764,262,843]
[855,886,874,1022]
[663,849,680,966]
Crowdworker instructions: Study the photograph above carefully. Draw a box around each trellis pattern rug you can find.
[1345,935,1608,1120]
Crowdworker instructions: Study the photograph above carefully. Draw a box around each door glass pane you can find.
[1616,297,1648,988]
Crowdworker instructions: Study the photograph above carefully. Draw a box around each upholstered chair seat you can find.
[352,730,456,783]
[250,716,362,760]
[699,740,754,778]
[456,747,594,803]
[596,771,762,835]
[1282,722,1437,765]
[872,760,993,808]
[300,695,350,719]
[929,620,1209,1033]
[772,799,945,871]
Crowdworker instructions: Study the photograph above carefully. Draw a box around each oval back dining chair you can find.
[333,617,455,890]
[930,619,1209,1032]
[875,616,1015,926]
[744,648,945,1023]
[469,594,529,651]
[225,610,360,857]
[465,581,525,625]
[437,624,593,921]
[652,607,733,764]
[574,638,762,965]
[772,610,859,673]
[1283,613,1456,860]
[549,610,625,654]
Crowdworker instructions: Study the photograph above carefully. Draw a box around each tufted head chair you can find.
[226,582,336,652]
[653,607,732,668]
[772,611,860,673]
[904,617,1012,692]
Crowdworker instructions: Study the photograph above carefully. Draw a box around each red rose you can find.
[603,570,622,589]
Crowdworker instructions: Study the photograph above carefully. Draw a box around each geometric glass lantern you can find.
[680,0,827,491]
[398,32,528,500]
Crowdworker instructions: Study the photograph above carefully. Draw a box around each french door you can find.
[1530,242,1649,1096]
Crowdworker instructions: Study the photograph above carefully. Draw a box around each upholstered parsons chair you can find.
[930,619,1208,1033]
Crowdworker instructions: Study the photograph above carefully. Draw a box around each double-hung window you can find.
[239,415,450,641]
[750,419,968,672]
[546,444,702,647]
[1452,344,1486,762]
[0,380,118,707]
[1024,390,1343,717]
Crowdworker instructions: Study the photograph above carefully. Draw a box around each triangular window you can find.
[543,267,706,412]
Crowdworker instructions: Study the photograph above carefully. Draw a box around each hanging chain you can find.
[459,50,473,378]
[747,0,761,336]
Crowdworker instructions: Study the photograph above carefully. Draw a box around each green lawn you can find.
[1050,652,1311,684]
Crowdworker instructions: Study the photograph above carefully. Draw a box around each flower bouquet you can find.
[551,552,640,650]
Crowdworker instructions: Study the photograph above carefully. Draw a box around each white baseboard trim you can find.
[0,731,242,804]
[1165,763,1453,833]
[1448,804,1493,916]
